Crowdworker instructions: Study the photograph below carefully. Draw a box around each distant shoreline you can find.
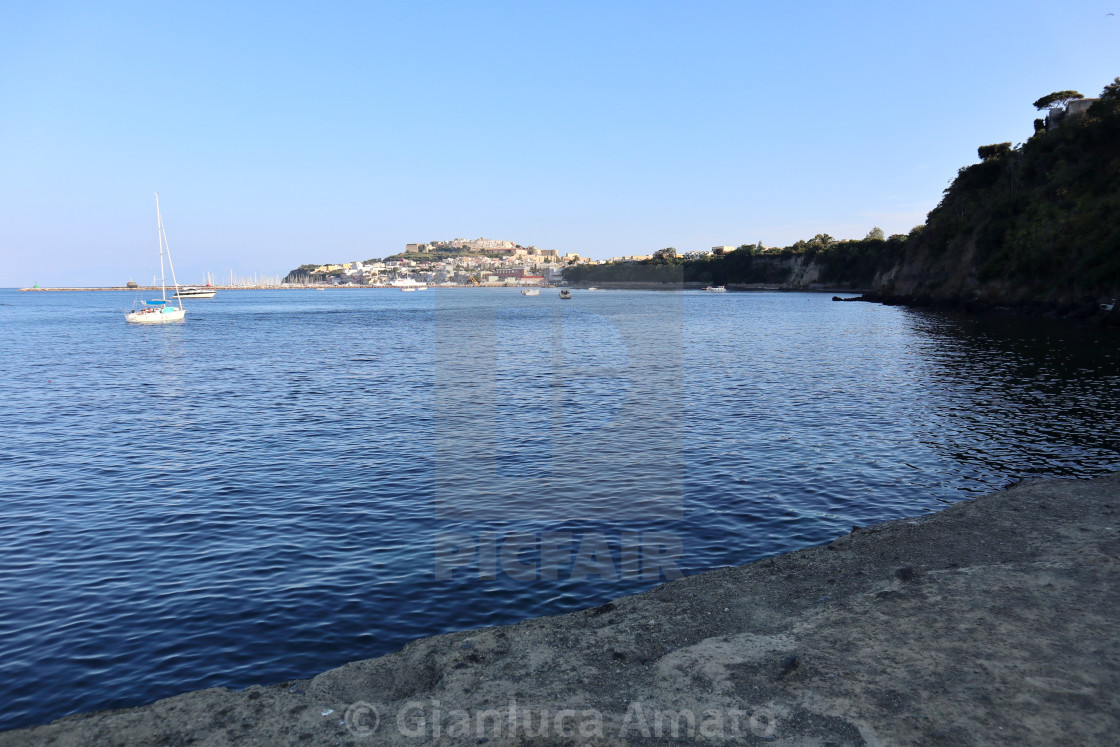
[15,283,864,293]
[16,285,551,292]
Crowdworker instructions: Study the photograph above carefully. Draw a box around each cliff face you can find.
[568,81,1120,309]
[874,82,1120,312]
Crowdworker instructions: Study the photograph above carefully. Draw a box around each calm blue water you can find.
[1,287,1118,731]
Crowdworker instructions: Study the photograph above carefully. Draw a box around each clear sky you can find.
[1,0,1117,287]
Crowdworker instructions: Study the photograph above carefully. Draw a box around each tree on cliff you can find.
[1032,90,1083,110]
[865,227,886,241]
[652,247,678,263]
[977,142,1012,161]
[1089,76,1120,116]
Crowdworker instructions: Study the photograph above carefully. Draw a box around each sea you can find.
[1,287,1118,731]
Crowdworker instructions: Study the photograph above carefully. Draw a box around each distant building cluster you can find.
[404,238,560,258]
[292,237,579,287]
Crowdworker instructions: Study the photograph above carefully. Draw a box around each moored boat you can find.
[559,289,572,300]
[126,193,186,324]
[127,299,186,323]
[173,286,217,299]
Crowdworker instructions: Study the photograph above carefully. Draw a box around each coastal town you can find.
[284,237,574,287]
[281,236,716,287]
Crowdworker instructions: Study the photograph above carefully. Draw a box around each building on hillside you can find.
[1046,98,1099,130]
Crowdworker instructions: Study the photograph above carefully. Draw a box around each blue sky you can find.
[1,0,1117,286]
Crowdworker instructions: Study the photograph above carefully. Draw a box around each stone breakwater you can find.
[3,475,1118,746]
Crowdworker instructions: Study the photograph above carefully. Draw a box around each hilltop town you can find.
[283,237,586,287]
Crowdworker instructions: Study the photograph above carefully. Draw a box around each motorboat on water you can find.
[521,288,540,296]
[703,285,727,293]
[559,289,572,300]
[173,286,217,299]
[126,193,186,324]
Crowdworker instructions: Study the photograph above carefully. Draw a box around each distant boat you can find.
[174,286,217,299]
[559,289,572,300]
[126,193,186,324]
[703,286,726,293]
[587,287,598,291]
[400,287,417,292]
[521,288,540,296]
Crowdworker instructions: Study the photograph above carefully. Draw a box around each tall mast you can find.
[155,192,166,301]
[154,191,184,310]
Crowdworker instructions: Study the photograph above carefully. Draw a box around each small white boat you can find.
[587,287,598,291]
[703,286,727,293]
[559,289,572,300]
[126,193,186,324]
[173,286,217,299]
[393,278,426,292]
[521,288,540,296]
[400,287,417,292]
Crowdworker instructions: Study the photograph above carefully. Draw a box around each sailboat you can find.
[125,193,187,324]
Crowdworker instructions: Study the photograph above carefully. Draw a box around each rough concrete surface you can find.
[3,475,1119,746]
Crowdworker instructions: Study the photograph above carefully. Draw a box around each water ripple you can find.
[0,288,1118,731]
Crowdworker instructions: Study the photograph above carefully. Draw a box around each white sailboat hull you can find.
[126,308,186,324]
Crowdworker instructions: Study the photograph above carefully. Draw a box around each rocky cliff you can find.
[567,78,1120,316]
[871,78,1120,314]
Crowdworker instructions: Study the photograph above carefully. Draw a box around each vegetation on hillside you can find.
[912,77,1120,297]
[566,77,1120,303]
[564,231,912,288]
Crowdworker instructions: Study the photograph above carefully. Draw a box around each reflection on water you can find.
[0,288,1117,732]
[906,310,1120,482]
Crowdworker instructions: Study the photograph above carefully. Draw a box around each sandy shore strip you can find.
[3,474,1118,745]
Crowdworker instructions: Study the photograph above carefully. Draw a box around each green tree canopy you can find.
[652,247,678,263]
[1090,76,1120,116]
[865,226,886,241]
[978,142,1012,161]
[1032,90,1083,110]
